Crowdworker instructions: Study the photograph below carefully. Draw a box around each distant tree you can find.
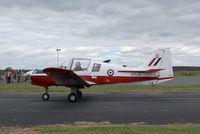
[5,67,12,72]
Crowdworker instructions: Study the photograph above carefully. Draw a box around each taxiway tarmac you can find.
[0,92,200,126]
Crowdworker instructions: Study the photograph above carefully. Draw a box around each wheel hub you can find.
[70,95,76,101]
[44,95,48,99]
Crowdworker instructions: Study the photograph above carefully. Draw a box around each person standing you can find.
[5,70,12,84]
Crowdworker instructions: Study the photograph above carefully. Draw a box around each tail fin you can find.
[144,48,174,83]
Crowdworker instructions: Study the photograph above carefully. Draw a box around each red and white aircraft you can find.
[30,48,174,103]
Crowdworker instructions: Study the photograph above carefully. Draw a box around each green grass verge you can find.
[1,81,200,93]
[174,70,200,77]
[37,125,200,134]
[1,124,200,134]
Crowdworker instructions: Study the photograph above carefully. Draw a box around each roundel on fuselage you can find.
[107,69,114,76]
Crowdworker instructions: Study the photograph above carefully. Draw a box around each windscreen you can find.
[71,58,91,71]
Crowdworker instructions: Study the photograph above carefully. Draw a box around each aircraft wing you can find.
[118,68,165,73]
[43,67,90,88]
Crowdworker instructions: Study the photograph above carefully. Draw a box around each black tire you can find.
[77,90,82,99]
[42,93,50,101]
[68,93,77,103]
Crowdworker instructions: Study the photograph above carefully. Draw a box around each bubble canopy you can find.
[61,58,91,71]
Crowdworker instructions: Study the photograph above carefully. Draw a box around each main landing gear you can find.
[68,87,82,103]
[41,87,82,103]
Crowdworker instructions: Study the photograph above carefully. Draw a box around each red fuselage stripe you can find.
[80,76,158,84]
[118,69,165,73]
[157,77,174,80]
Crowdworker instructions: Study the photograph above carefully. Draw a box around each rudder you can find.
[144,48,174,83]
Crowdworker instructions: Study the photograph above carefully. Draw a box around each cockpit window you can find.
[71,58,91,71]
[92,63,101,72]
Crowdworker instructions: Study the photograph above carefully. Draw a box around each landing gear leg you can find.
[77,90,82,99]
[42,87,50,101]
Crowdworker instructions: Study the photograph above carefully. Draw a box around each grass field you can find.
[174,70,200,77]
[1,81,200,93]
[1,124,200,134]
[37,124,200,134]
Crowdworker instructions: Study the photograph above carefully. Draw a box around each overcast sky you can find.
[0,0,200,69]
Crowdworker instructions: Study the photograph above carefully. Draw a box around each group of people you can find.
[1,69,25,84]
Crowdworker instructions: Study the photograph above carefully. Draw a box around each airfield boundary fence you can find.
[0,69,30,84]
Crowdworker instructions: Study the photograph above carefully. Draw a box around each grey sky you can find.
[0,0,200,69]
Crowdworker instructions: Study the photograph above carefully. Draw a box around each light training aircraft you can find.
[30,48,174,103]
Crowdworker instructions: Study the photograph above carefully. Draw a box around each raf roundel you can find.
[107,69,114,76]
[155,54,160,58]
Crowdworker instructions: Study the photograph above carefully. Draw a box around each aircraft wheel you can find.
[68,93,77,103]
[77,90,82,99]
[42,93,50,101]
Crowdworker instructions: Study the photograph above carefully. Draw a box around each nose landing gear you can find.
[42,87,50,101]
